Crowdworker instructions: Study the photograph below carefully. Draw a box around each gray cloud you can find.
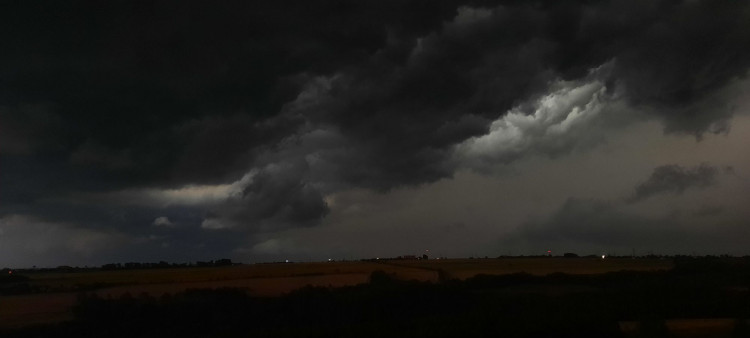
[502,197,748,256]
[153,216,174,227]
[508,198,668,250]
[498,157,749,256]
[201,160,329,231]
[629,164,721,202]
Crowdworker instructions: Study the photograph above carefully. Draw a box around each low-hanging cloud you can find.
[0,214,131,267]
[629,164,721,202]
[502,197,746,255]
[200,160,329,231]
[500,160,747,255]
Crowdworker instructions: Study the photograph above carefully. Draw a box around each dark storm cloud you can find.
[202,159,329,231]
[0,0,455,185]
[629,164,720,202]
[0,103,64,155]
[2,0,750,246]
[606,1,750,135]
[166,113,299,185]
[291,0,750,190]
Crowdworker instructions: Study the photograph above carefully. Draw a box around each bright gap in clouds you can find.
[456,64,623,170]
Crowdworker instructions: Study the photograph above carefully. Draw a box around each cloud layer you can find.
[629,164,723,202]
[2,1,750,265]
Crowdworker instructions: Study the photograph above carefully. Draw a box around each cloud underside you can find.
[500,163,748,255]
[2,1,750,264]
[629,164,723,202]
[503,196,750,255]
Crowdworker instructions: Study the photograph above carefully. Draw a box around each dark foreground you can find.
[2,257,749,337]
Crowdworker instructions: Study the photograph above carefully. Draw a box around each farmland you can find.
[1,257,673,329]
[386,257,673,280]
[1,255,746,337]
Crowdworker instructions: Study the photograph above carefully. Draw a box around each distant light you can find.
[376,257,379,260]
[285,259,289,263]
[601,255,606,259]
[328,258,332,262]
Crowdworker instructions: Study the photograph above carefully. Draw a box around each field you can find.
[619,318,743,338]
[1,258,673,328]
[386,257,673,280]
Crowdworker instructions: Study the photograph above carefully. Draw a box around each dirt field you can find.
[0,258,672,328]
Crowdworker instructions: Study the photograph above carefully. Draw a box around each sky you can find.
[2,0,750,267]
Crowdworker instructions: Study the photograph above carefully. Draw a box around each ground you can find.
[0,257,673,329]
